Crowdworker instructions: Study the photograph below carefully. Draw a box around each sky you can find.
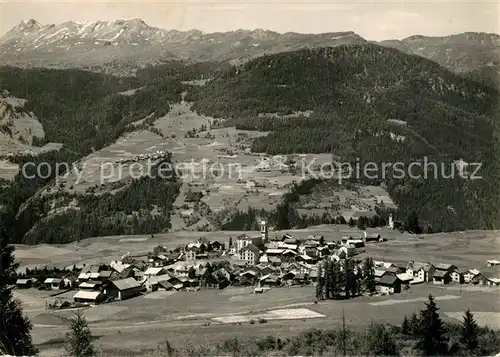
[1,0,499,41]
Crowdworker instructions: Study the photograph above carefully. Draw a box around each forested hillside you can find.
[0,66,194,244]
[0,48,498,242]
[188,45,500,232]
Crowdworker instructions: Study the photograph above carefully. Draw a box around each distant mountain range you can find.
[1,19,499,76]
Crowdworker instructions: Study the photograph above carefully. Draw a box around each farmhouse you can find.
[337,246,356,259]
[78,281,102,291]
[73,291,105,305]
[374,269,387,283]
[44,278,64,290]
[484,276,500,286]
[144,279,159,292]
[98,270,112,282]
[346,239,365,248]
[406,261,435,283]
[280,271,296,281]
[105,278,142,300]
[88,271,100,281]
[376,274,402,294]
[433,263,458,285]
[150,255,168,267]
[211,273,230,289]
[374,261,395,269]
[257,264,278,276]
[158,281,174,291]
[296,254,316,264]
[110,261,131,274]
[396,272,413,287]
[16,278,35,289]
[463,269,482,283]
[292,273,307,285]
[77,272,91,282]
[259,274,279,287]
[265,248,286,257]
[110,266,135,281]
[385,266,405,275]
[450,270,464,284]
[144,267,167,277]
[299,243,318,257]
[486,260,500,267]
[479,267,500,286]
[240,269,257,278]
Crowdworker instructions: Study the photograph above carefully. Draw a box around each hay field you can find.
[14,228,500,272]
[13,228,500,356]
[20,282,499,356]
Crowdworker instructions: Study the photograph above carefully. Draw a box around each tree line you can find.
[315,257,376,300]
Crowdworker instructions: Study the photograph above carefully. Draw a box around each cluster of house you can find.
[116,150,169,164]
[369,259,500,295]
[229,221,384,267]
[15,221,500,304]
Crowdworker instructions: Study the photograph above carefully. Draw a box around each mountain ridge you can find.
[1,18,498,76]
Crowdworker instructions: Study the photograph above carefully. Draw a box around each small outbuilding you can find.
[73,291,105,305]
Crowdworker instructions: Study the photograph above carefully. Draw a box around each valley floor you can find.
[19,282,500,356]
[12,227,500,356]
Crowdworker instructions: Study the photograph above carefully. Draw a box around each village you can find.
[13,217,500,309]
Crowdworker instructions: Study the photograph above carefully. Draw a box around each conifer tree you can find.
[343,259,352,299]
[316,264,324,300]
[417,294,447,355]
[332,261,342,299]
[404,211,422,234]
[350,268,358,297]
[409,312,420,336]
[460,309,479,352]
[0,232,37,356]
[323,261,332,299]
[401,315,410,335]
[362,258,376,294]
[356,216,367,230]
[327,260,336,299]
[64,309,96,357]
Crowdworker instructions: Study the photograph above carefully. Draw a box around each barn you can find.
[73,291,105,305]
[105,278,142,300]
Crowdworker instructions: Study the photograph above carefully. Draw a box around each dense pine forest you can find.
[188,45,500,233]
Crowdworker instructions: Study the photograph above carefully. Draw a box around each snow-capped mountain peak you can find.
[6,19,42,35]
